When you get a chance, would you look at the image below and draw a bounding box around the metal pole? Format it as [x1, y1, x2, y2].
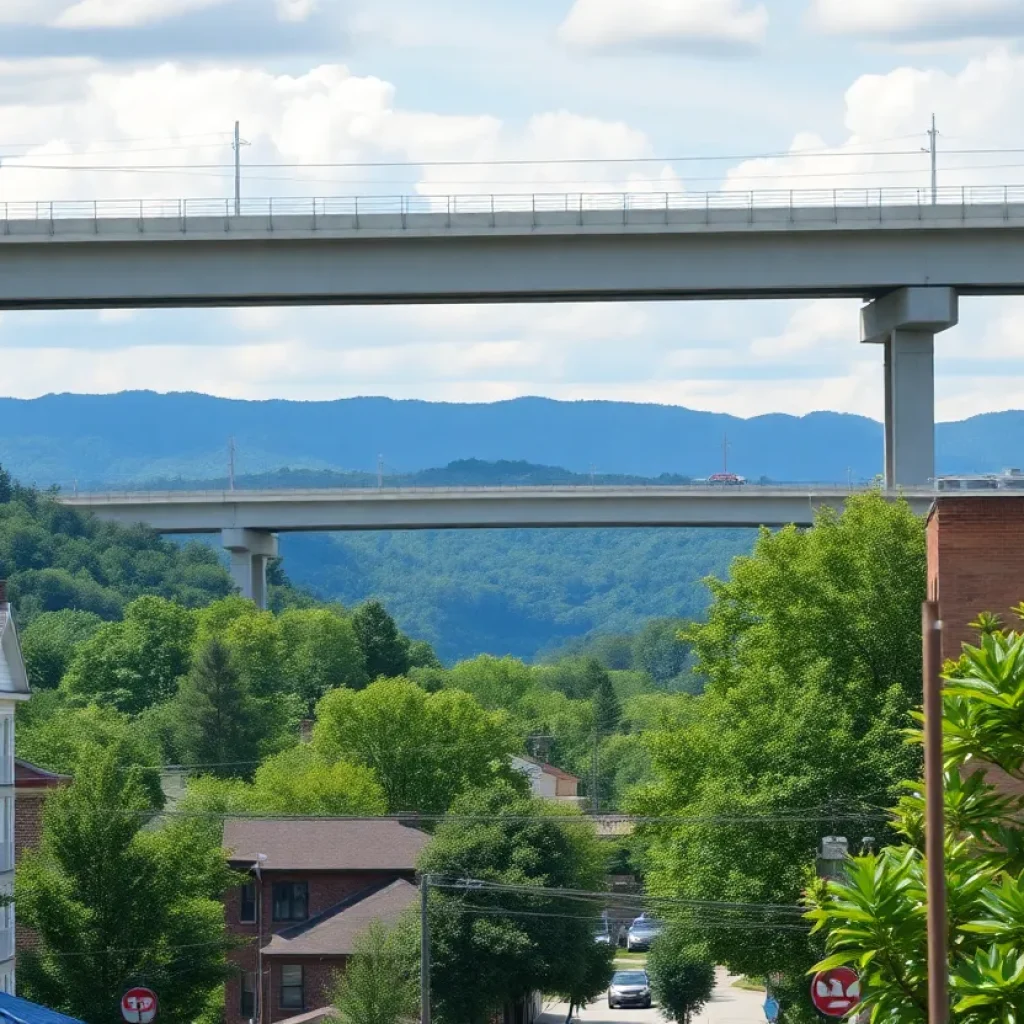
[234, 121, 242, 217]
[928, 114, 938, 205]
[922, 601, 947, 1024]
[229, 437, 236, 492]
[421, 873, 431, 1024]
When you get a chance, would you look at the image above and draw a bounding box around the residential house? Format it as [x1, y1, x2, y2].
[510, 755, 582, 805]
[0, 582, 32, 995]
[223, 817, 429, 1024]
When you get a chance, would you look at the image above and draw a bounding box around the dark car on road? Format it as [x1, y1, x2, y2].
[608, 969, 653, 1009]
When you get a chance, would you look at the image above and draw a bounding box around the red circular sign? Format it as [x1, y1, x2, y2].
[811, 968, 860, 1017]
[121, 988, 158, 1024]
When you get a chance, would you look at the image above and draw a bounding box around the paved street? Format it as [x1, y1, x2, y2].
[541, 968, 765, 1024]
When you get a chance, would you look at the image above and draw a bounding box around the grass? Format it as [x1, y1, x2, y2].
[732, 977, 766, 992]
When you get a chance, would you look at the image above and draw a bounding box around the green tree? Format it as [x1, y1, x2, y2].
[632, 618, 693, 688]
[278, 607, 368, 710]
[19, 609, 103, 689]
[592, 665, 622, 736]
[313, 678, 523, 814]
[60, 595, 197, 712]
[172, 638, 268, 777]
[16, 744, 234, 1024]
[16, 700, 164, 806]
[446, 654, 535, 711]
[409, 639, 442, 669]
[331, 919, 420, 1024]
[352, 600, 411, 681]
[249, 744, 387, 815]
[636, 494, 926, 988]
[419, 786, 611, 1024]
[807, 614, 1024, 1024]
[647, 929, 716, 1024]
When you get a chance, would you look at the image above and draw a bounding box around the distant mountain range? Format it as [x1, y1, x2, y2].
[1, 391, 1021, 487]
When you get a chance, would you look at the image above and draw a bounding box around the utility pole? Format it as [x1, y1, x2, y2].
[228, 436, 236, 492]
[922, 601, 948, 1024]
[233, 121, 250, 217]
[420, 873, 431, 1024]
[927, 114, 939, 205]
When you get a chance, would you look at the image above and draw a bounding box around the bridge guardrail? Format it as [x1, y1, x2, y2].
[4, 185, 1024, 232]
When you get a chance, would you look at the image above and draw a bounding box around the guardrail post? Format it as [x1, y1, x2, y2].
[622, 193, 627, 227]
[2, 202, 7, 236]
[178, 198, 185, 234]
[401, 195, 407, 230]
[705, 191, 710, 225]
[579, 193, 583, 227]
[269, 197, 274, 232]
[138, 199, 144, 233]
[312, 197, 317, 232]
[664, 191, 669, 225]
[789, 190, 794, 223]
[94, 200, 99, 234]
[531, 193, 536, 230]
[48, 201, 54, 236]
[354, 195, 360, 230]
[1006, 185, 1010, 222]
[833, 189, 837, 223]
[748, 191, 753, 225]
[961, 185, 966, 221]
[224, 198, 230, 232]
[446, 195, 451, 230]
[490, 194, 495, 229]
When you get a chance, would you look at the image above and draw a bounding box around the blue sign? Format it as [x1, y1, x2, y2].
[764, 996, 781, 1022]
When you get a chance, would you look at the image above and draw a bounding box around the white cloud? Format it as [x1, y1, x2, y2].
[559, 0, 768, 52]
[811, 0, 1024, 42]
[53, 0, 231, 28]
[97, 309, 136, 324]
[276, 0, 318, 20]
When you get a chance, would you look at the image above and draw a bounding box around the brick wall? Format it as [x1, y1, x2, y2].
[926, 495, 1024, 799]
[14, 794, 46, 953]
[926, 496, 1024, 662]
[225, 870, 414, 1024]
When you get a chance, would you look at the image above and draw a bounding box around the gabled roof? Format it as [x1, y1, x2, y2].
[263, 878, 418, 957]
[15, 760, 72, 789]
[513, 755, 580, 784]
[223, 818, 428, 871]
[0, 993, 86, 1024]
[0, 603, 30, 698]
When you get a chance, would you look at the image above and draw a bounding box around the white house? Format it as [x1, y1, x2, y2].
[510, 755, 583, 805]
[0, 581, 32, 995]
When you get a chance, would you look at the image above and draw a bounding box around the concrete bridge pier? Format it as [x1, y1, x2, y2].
[222, 528, 278, 609]
[861, 287, 959, 488]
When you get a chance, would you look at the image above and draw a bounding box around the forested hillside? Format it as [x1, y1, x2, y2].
[2, 390, 1022, 486]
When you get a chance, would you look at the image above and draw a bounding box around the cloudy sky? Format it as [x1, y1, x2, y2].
[2, 0, 1024, 420]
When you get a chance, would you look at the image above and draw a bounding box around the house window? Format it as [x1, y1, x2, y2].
[280, 965, 304, 1010]
[240, 883, 256, 923]
[272, 882, 308, 922]
[240, 972, 256, 1020]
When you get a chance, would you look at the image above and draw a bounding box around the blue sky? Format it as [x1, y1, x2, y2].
[1, 0, 1024, 420]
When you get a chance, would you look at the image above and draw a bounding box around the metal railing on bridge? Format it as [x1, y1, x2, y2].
[4, 184, 1024, 233]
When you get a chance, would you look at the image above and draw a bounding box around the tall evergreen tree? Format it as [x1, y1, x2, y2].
[351, 600, 411, 682]
[589, 661, 622, 735]
[174, 637, 264, 776]
[16, 743, 234, 1023]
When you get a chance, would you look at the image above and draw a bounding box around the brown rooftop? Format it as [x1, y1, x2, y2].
[263, 878, 418, 957]
[223, 818, 428, 872]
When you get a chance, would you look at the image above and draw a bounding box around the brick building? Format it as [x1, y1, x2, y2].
[223, 817, 428, 1024]
[926, 494, 1024, 797]
[926, 495, 1024, 662]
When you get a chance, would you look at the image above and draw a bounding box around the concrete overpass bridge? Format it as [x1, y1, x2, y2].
[60, 484, 940, 607]
[7, 185, 1024, 493]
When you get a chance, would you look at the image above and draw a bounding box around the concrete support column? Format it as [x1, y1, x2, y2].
[221, 528, 278, 610]
[861, 287, 958, 488]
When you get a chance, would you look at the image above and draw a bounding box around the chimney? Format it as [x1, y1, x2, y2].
[0, 580, 7, 607]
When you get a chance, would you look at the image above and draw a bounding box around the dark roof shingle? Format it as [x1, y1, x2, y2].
[263, 878, 419, 957]
[223, 818, 428, 871]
